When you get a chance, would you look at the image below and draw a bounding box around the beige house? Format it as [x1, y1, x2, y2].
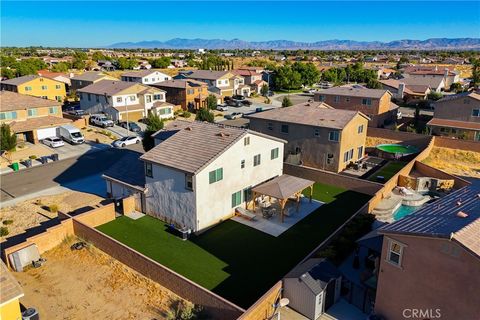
[248, 101, 369, 172]
[186, 70, 235, 97]
[427, 91, 480, 141]
[70, 71, 117, 92]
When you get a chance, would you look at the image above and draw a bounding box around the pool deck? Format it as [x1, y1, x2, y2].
[372, 188, 431, 222]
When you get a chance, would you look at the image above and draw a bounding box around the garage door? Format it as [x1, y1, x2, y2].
[36, 127, 58, 140]
[120, 111, 144, 122]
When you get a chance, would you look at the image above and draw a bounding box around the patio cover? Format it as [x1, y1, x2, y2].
[252, 174, 315, 223]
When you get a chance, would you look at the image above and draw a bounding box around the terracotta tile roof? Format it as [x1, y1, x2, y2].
[0, 91, 61, 112]
[231, 69, 262, 77]
[37, 69, 69, 78]
[427, 118, 480, 131]
[0, 260, 24, 306]
[248, 101, 367, 129]
[315, 87, 389, 99]
[10, 116, 71, 133]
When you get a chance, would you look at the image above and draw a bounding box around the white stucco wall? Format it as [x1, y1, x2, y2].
[194, 133, 284, 230]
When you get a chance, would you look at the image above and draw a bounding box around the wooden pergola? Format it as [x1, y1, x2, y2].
[251, 174, 315, 223]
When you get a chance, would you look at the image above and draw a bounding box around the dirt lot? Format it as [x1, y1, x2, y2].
[421, 146, 480, 178]
[14, 238, 190, 320]
[0, 191, 104, 240]
[366, 136, 400, 147]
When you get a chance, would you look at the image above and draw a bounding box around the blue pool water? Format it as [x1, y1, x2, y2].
[393, 205, 422, 221]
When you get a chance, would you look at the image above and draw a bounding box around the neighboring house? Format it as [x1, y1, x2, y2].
[70, 71, 117, 92]
[427, 91, 480, 141]
[151, 79, 210, 110]
[402, 65, 459, 90]
[186, 70, 235, 97]
[121, 70, 172, 85]
[248, 101, 369, 172]
[375, 183, 480, 320]
[314, 87, 397, 128]
[1, 75, 66, 102]
[232, 69, 268, 95]
[399, 76, 445, 93]
[104, 120, 285, 232]
[0, 261, 24, 320]
[284, 258, 342, 320]
[0, 91, 70, 143]
[78, 80, 172, 121]
[37, 69, 73, 92]
[379, 79, 431, 101]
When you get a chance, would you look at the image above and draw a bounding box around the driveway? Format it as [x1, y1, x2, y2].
[217, 99, 281, 123]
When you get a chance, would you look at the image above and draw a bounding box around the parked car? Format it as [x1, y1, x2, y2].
[67, 109, 86, 116]
[112, 136, 141, 148]
[216, 104, 229, 111]
[42, 136, 64, 148]
[232, 95, 246, 101]
[241, 100, 252, 106]
[118, 121, 141, 132]
[90, 115, 114, 128]
[58, 124, 85, 144]
[226, 100, 243, 107]
[224, 112, 243, 120]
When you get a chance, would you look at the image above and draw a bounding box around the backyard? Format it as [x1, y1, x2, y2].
[97, 182, 370, 308]
[367, 161, 407, 182]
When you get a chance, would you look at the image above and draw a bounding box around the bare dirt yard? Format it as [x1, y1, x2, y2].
[0, 191, 104, 240]
[14, 238, 191, 320]
[422, 146, 480, 178]
[366, 136, 400, 147]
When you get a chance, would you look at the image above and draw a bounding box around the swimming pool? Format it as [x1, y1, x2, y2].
[376, 144, 419, 155]
[393, 204, 422, 221]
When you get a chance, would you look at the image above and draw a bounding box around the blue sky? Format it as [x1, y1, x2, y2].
[1, 1, 479, 47]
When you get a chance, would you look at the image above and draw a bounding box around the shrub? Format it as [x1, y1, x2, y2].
[183, 111, 191, 118]
[2, 219, 13, 225]
[29, 155, 37, 159]
[87, 129, 93, 132]
[0, 227, 9, 236]
[0, 123, 17, 152]
[49, 204, 59, 213]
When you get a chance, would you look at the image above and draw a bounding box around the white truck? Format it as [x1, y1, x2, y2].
[58, 124, 85, 144]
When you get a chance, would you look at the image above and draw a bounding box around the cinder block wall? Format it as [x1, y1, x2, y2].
[238, 281, 282, 320]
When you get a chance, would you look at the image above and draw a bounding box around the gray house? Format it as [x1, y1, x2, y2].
[284, 258, 342, 319]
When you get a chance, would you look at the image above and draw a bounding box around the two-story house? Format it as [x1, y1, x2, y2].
[402, 65, 459, 90]
[427, 91, 480, 141]
[375, 183, 480, 320]
[186, 70, 235, 97]
[103, 120, 285, 232]
[248, 101, 369, 172]
[1, 75, 66, 102]
[314, 87, 397, 128]
[0, 91, 70, 143]
[70, 71, 117, 92]
[231, 69, 267, 95]
[151, 79, 210, 110]
[121, 70, 172, 85]
[78, 80, 173, 121]
[379, 79, 431, 101]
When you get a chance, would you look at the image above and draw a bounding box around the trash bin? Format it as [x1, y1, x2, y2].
[40, 156, 49, 164]
[24, 159, 32, 168]
[12, 162, 19, 172]
[51, 153, 59, 161]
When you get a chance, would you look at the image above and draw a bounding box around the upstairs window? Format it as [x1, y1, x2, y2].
[328, 131, 339, 142]
[267, 122, 273, 131]
[244, 136, 250, 146]
[55, 85, 61, 89]
[129, 95, 136, 101]
[281, 124, 289, 134]
[472, 109, 480, 117]
[314, 128, 320, 137]
[145, 163, 153, 178]
[49, 107, 58, 114]
[41, 85, 48, 90]
[27, 109, 38, 117]
[387, 240, 404, 267]
[358, 125, 364, 134]
[154, 94, 163, 100]
[209, 168, 223, 184]
[271, 148, 279, 160]
[334, 96, 340, 103]
[116, 97, 123, 103]
[318, 95, 326, 102]
[25, 86, 32, 91]
[253, 154, 261, 166]
[362, 98, 372, 106]
[185, 174, 193, 191]
[240, 159, 245, 169]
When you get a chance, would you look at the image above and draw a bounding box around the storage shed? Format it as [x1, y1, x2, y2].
[284, 258, 342, 319]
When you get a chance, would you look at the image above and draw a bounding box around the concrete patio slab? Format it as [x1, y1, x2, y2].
[231, 198, 322, 237]
[125, 211, 145, 220]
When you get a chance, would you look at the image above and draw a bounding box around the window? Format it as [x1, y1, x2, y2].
[358, 125, 364, 134]
[27, 109, 38, 117]
[55, 85, 61, 89]
[159, 107, 172, 115]
[187, 89, 194, 95]
[387, 240, 404, 266]
[48, 107, 58, 114]
[185, 174, 193, 190]
[25, 86, 32, 91]
[345, 97, 350, 102]
[96, 95, 100, 102]
[240, 159, 245, 169]
[244, 137, 250, 146]
[154, 94, 163, 100]
[357, 146, 364, 159]
[328, 131, 339, 142]
[151, 78, 155, 82]
[231, 190, 242, 208]
[129, 96, 135, 102]
[209, 168, 223, 184]
[362, 98, 372, 106]
[344, 148, 354, 163]
[253, 154, 261, 166]
[41, 96, 48, 99]
[145, 163, 153, 178]
[472, 109, 480, 117]
[56, 96, 62, 102]
[281, 124, 289, 134]
[116, 97, 123, 103]
[271, 147, 279, 160]
[87, 93, 91, 101]
[146, 95, 152, 103]
[314, 128, 320, 137]
[0, 111, 17, 120]
[318, 95, 325, 102]
[267, 122, 273, 131]
[334, 96, 340, 103]
[326, 153, 334, 164]
[144, 78, 149, 82]
[41, 85, 48, 90]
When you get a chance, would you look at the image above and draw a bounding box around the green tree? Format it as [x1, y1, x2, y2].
[449, 82, 463, 93]
[195, 108, 214, 123]
[292, 62, 320, 86]
[0, 68, 15, 79]
[115, 57, 138, 70]
[366, 78, 382, 89]
[0, 124, 17, 152]
[427, 91, 443, 101]
[150, 57, 171, 68]
[92, 51, 107, 62]
[471, 58, 480, 88]
[281, 96, 293, 108]
[52, 62, 69, 72]
[206, 94, 217, 110]
[260, 84, 269, 96]
[275, 65, 302, 90]
[142, 113, 164, 151]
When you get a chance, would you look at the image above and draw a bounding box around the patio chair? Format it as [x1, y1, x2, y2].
[262, 207, 274, 219]
[235, 207, 256, 221]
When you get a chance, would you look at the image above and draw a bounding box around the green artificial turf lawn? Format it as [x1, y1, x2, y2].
[97, 182, 370, 308]
[368, 161, 407, 182]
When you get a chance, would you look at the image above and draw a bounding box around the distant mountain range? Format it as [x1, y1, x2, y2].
[107, 38, 480, 50]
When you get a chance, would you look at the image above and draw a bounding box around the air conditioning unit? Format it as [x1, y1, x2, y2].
[22, 307, 39, 320]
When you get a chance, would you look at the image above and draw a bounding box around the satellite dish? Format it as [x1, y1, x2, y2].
[279, 298, 289, 307]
